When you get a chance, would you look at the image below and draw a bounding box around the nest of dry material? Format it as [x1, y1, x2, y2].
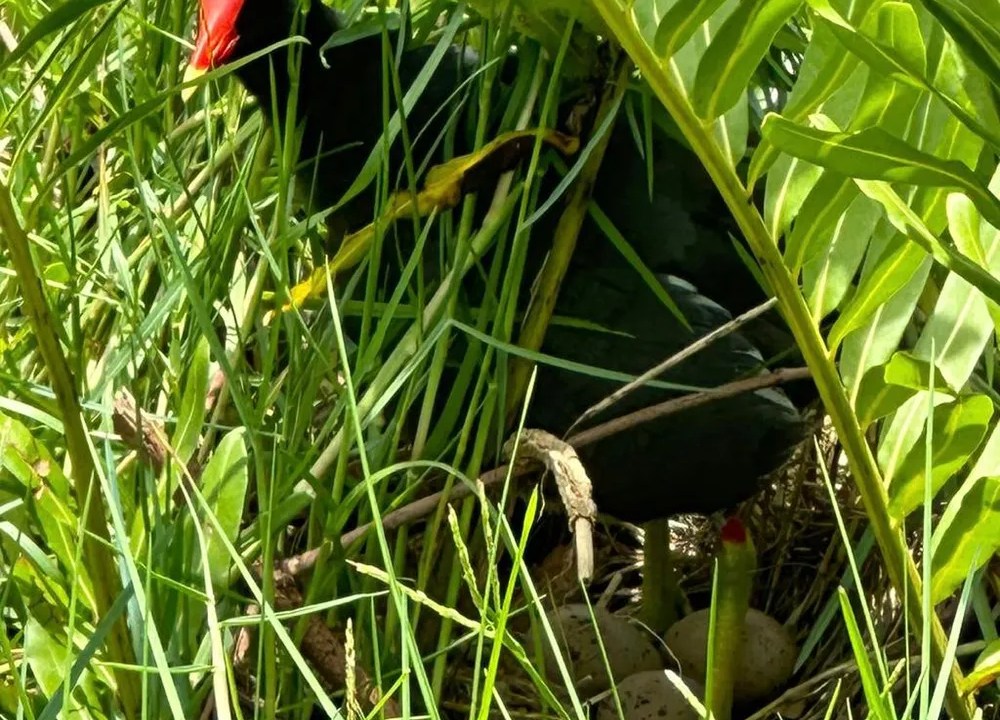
[444, 411, 956, 720]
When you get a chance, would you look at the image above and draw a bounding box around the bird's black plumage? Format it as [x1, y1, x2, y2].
[191, 0, 805, 523]
[221, 0, 478, 230]
[530, 271, 803, 523]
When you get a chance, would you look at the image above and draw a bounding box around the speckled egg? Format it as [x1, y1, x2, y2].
[595, 671, 704, 720]
[664, 608, 796, 703]
[543, 604, 662, 694]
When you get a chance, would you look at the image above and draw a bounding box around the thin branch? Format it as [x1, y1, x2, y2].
[586, 4, 972, 717]
[567, 297, 778, 434]
[567, 366, 810, 448]
[282, 365, 811, 577]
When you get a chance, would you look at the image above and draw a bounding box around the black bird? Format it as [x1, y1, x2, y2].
[186, 0, 805, 628]
[186, 0, 479, 235]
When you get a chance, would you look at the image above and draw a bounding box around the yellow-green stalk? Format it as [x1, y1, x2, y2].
[706, 517, 756, 720]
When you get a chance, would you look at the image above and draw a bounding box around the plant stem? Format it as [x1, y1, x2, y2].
[708, 519, 756, 720]
[586, 3, 972, 718]
[641, 519, 682, 633]
[506, 55, 631, 418]
[0, 183, 141, 720]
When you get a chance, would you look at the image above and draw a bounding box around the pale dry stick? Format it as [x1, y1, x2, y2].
[567, 366, 811, 448]
[502, 429, 597, 583]
[596, 572, 623, 610]
[282, 366, 810, 576]
[567, 296, 778, 435]
[279, 459, 536, 577]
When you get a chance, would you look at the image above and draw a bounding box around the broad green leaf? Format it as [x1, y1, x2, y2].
[11, 554, 70, 626]
[24, 620, 101, 718]
[0, 520, 65, 587]
[887, 394, 993, 519]
[172, 335, 210, 465]
[854, 351, 955, 427]
[809, 0, 923, 77]
[883, 351, 957, 393]
[839, 227, 931, 392]
[828, 234, 926, 350]
[895, 21, 987, 253]
[770, 113, 1000, 308]
[629, 0, 664, 42]
[760, 49, 866, 241]
[873, 2, 927, 74]
[918, 0, 1000, 93]
[863, 358, 956, 482]
[854, 366, 917, 429]
[0, 412, 70, 500]
[943, 188, 1000, 334]
[931, 422, 1000, 603]
[653, 0, 729, 59]
[199, 428, 249, 589]
[795, 3, 922, 299]
[0, 684, 17, 715]
[806, 0, 1000, 151]
[763, 153, 826, 242]
[750, 2, 875, 188]
[692, 0, 804, 120]
[910, 121, 1000, 387]
[34, 485, 95, 612]
[803, 196, 882, 318]
[912, 275, 993, 390]
[847, 3, 924, 135]
[785, 172, 857, 271]
[647, 0, 749, 165]
[876, 389, 943, 484]
[25, 619, 71, 697]
[762, 116, 1000, 229]
[961, 639, 1000, 694]
[0, 414, 77, 585]
[948, 192, 987, 266]
[747, 13, 868, 233]
[861, 174, 1000, 301]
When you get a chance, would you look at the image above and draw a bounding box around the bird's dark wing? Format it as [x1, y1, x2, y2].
[528, 270, 803, 523]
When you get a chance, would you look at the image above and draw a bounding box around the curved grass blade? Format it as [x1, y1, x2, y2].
[0, 0, 114, 74]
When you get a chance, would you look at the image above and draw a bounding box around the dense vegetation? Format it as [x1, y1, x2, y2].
[1, 0, 999, 718]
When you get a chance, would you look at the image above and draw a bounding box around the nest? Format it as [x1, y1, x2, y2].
[476, 410, 955, 720]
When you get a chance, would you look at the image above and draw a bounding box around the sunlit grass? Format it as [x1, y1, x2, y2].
[0, 0, 588, 716]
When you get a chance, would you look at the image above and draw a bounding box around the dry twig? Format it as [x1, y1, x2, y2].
[283, 366, 810, 577]
[503, 429, 597, 582]
[568, 297, 779, 434]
